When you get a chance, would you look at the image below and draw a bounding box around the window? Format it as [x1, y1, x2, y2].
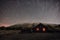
[36, 28, 40, 31]
[43, 28, 46, 32]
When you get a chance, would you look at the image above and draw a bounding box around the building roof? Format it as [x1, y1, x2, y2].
[34, 23, 47, 28]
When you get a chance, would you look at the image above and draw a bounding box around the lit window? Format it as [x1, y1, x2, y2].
[43, 28, 46, 31]
[36, 28, 40, 31]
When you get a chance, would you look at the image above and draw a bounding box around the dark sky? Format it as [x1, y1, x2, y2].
[0, 0, 60, 26]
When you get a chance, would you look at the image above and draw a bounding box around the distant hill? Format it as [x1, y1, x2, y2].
[0, 23, 60, 30]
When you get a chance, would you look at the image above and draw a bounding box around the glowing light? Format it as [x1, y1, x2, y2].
[0, 24, 10, 27]
[43, 28, 46, 32]
[36, 28, 40, 31]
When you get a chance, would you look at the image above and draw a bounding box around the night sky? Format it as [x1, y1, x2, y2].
[0, 0, 60, 26]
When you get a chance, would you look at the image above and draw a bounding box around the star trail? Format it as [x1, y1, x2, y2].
[0, 0, 60, 26]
